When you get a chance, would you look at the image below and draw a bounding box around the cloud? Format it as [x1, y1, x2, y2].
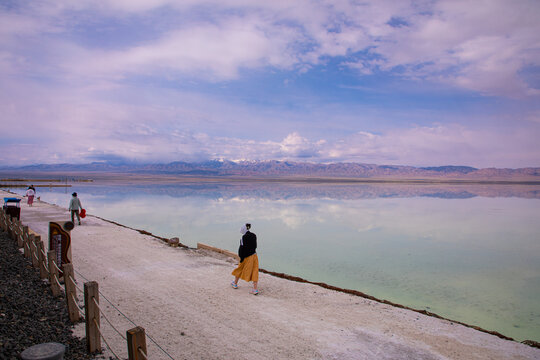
[277, 132, 324, 158]
[318, 125, 540, 167]
[2, 0, 539, 95]
[61, 16, 300, 81]
[365, 0, 540, 97]
[1, 90, 538, 169]
[1, 63, 539, 168]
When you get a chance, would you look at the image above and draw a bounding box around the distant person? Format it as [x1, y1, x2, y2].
[69, 192, 83, 225]
[231, 223, 259, 295]
[25, 186, 35, 206]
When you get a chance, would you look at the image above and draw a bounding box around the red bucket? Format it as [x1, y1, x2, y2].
[80, 209, 86, 218]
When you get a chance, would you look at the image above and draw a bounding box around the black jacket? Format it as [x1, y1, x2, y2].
[238, 231, 257, 262]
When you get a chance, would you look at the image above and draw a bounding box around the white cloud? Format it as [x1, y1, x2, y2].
[1, 81, 538, 169]
[318, 125, 540, 167]
[2, 0, 539, 95]
[69, 17, 298, 80]
[278, 132, 322, 158]
[368, 0, 540, 96]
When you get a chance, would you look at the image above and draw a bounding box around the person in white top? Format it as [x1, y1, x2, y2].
[68, 192, 83, 225]
[25, 186, 35, 206]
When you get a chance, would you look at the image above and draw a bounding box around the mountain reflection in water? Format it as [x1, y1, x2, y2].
[17, 180, 540, 200]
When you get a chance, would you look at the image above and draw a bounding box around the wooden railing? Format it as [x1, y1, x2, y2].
[0, 209, 151, 360]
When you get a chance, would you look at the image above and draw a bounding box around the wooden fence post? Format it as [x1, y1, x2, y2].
[10, 218, 17, 240]
[16, 220, 23, 241]
[6, 216, 13, 239]
[3, 211, 8, 232]
[63, 263, 80, 322]
[13, 219, 20, 241]
[23, 231, 30, 255]
[37, 241, 48, 279]
[18, 225, 28, 248]
[3, 212, 8, 232]
[4, 213, 9, 233]
[47, 250, 61, 297]
[11, 218, 17, 240]
[2, 211, 7, 231]
[31, 235, 41, 268]
[24, 234, 32, 259]
[84, 281, 101, 353]
[127, 327, 147, 360]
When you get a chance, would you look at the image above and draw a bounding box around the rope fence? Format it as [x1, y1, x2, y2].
[0, 209, 174, 360]
[73, 268, 176, 360]
[92, 297, 127, 341]
[68, 274, 84, 293]
[52, 260, 62, 273]
[53, 274, 62, 288]
[138, 347, 148, 360]
[40, 248, 50, 274]
[94, 319, 120, 360]
[70, 292, 85, 317]
[93, 318, 122, 360]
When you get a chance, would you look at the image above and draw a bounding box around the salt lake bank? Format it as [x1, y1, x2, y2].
[3, 190, 539, 360]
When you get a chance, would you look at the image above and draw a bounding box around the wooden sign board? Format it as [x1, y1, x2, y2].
[48, 221, 74, 276]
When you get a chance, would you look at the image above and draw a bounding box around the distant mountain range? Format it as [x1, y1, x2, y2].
[1, 160, 540, 182]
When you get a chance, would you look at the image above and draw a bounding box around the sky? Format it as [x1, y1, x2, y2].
[1, 0, 539, 168]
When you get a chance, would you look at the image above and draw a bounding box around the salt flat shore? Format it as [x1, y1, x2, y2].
[4, 189, 539, 360]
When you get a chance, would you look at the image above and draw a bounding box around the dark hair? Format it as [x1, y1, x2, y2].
[72, 192, 77, 197]
[245, 223, 251, 229]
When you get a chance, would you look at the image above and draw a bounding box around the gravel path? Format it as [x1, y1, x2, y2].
[0, 230, 96, 360]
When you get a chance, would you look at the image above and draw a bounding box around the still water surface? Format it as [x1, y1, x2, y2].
[6, 180, 540, 342]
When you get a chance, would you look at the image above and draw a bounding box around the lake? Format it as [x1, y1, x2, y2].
[4, 178, 540, 342]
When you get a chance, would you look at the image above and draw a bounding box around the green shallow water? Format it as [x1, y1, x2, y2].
[5, 180, 540, 342]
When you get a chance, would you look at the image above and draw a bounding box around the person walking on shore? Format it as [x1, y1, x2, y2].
[231, 223, 259, 295]
[25, 186, 35, 206]
[69, 192, 83, 225]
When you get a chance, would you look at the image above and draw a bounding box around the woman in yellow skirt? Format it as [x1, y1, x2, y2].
[231, 223, 259, 295]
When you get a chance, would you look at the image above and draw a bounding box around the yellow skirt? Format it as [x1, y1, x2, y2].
[232, 254, 259, 283]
